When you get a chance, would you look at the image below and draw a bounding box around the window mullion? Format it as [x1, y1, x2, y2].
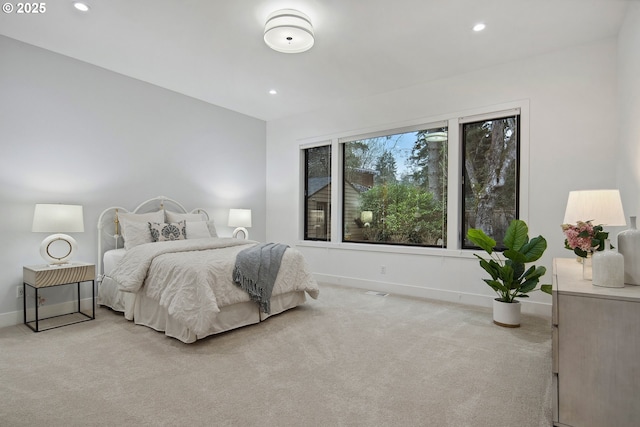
[446, 119, 460, 250]
[331, 138, 341, 243]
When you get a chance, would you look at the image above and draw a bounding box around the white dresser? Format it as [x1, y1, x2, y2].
[552, 258, 640, 426]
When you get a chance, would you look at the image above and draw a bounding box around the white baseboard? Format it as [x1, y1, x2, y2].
[0, 297, 95, 329]
[0, 276, 551, 329]
[314, 273, 552, 317]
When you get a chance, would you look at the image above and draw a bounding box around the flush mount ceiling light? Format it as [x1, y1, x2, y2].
[264, 9, 314, 53]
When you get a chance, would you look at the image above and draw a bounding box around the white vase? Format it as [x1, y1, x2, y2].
[592, 239, 624, 288]
[618, 216, 640, 285]
[493, 299, 521, 328]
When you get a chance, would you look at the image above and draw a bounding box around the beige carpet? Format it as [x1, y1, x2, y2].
[0, 284, 552, 426]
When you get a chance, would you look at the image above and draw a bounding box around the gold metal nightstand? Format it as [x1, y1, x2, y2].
[23, 262, 96, 332]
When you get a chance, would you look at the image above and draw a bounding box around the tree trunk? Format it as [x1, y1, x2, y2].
[466, 119, 517, 237]
[426, 140, 442, 200]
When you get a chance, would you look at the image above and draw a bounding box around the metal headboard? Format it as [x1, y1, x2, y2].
[96, 195, 209, 281]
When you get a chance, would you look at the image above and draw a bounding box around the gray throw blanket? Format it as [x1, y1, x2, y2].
[233, 242, 289, 314]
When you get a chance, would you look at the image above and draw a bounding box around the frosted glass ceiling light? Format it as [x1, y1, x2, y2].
[425, 131, 448, 142]
[264, 9, 314, 53]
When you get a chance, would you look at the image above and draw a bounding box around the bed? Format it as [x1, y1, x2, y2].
[97, 196, 319, 343]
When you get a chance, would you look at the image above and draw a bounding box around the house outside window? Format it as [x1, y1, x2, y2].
[461, 114, 520, 248]
[304, 145, 331, 241]
[341, 125, 448, 247]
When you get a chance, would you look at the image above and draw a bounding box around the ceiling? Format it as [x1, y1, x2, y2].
[0, 0, 631, 121]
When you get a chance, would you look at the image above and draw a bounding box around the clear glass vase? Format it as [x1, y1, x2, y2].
[582, 254, 592, 280]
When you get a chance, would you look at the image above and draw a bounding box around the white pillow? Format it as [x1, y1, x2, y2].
[165, 210, 205, 223]
[120, 221, 151, 250]
[118, 211, 164, 250]
[186, 221, 211, 239]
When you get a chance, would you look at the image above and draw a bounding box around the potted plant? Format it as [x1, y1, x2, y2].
[467, 219, 552, 327]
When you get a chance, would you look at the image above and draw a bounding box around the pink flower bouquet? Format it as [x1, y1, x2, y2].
[561, 220, 609, 258]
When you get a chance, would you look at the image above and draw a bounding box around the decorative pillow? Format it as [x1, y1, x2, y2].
[186, 221, 211, 239]
[149, 221, 186, 242]
[165, 210, 205, 223]
[118, 211, 165, 250]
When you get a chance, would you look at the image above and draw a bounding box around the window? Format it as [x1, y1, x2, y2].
[461, 114, 520, 248]
[341, 126, 447, 247]
[300, 105, 525, 250]
[304, 145, 331, 241]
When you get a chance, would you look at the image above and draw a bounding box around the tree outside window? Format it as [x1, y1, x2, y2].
[342, 127, 447, 247]
[462, 115, 520, 248]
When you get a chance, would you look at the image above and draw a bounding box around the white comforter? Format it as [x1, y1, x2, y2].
[108, 238, 319, 336]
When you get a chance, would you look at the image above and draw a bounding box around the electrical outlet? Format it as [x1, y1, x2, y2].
[16, 286, 24, 298]
[380, 265, 387, 275]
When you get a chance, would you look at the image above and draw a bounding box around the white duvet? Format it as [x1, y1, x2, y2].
[107, 238, 319, 336]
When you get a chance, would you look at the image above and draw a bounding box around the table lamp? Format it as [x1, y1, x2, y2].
[361, 211, 373, 227]
[228, 208, 251, 239]
[32, 204, 84, 265]
[563, 189, 626, 287]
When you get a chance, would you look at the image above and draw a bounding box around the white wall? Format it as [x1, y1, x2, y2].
[0, 36, 266, 326]
[266, 39, 620, 316]
[617, 3, 640, 217]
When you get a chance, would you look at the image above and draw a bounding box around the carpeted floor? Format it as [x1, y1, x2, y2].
[0, 284, 552, 426]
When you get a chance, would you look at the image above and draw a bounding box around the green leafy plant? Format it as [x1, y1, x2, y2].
[467, 219, 552, 303]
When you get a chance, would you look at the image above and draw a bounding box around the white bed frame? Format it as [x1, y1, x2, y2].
[97, 195, 209, 280]
[96, 195, 306, 343]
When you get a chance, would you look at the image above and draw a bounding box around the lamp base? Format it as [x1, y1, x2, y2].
[40, 233, 77, 265]
[232, 227, 249, 240]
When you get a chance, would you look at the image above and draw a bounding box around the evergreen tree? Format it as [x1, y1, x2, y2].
[375, 151, 397, 184]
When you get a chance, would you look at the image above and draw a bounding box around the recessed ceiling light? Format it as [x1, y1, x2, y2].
[73, 2, 90, 12]
[473, 23, 486, 32]
[269, 89, 278, 95]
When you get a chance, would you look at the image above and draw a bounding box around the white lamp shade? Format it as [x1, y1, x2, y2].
[563, 190, 626, 226]
[32, 204, 85, 232]
[228, 209, 252, 228]
[264, 9, 314, 53]
[32, 204, 84, 264]
[361, 211, 373, 224]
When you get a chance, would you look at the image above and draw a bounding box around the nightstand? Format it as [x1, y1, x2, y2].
[23, 262, 96, 332]
[552, 258, 640, 426]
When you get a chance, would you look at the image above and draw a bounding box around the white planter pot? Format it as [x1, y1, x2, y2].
[493, 299, 521, 328]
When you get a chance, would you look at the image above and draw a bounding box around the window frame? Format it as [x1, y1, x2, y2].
[298, 101, 530, 255]
[339, 122, 449, 248]
[302, 143, 332, 242]
[460, 111, 521, 250]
